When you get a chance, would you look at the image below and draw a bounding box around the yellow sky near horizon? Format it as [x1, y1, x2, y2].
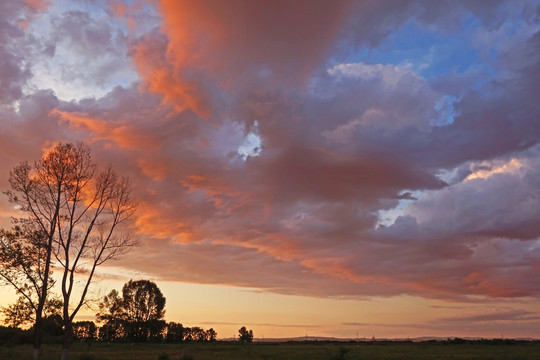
[2, 274, 540, 340]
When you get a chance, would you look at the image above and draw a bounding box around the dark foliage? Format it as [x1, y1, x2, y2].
[238, 326, 253, 344]
[0, 325, 32, 346]
[97, 279, 167, 342]
[165, 322, 184, 343]
[42, 314, 63, 337]
[72, 321, 97, 341]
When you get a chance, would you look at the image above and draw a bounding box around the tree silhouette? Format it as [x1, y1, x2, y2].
[95, 289, 125, 342]
[2, 143, 137, 360]
[0, 290, 62, 329]
[2, 159, 65, 359]
[121, 279, 166, 342]
[122, 280, 165, 323]
[1, 145, 78, 359]
[52, 144, 137, 359]
[97, 279, 166, 342]
[190, 326, 206, 342]
[0, 222, 57, 331]
[165, 322, 184, 342]
[41, 314, 63, 337]
[183, 327, 193, 342]
[206, 328, 217, 342]
[238, 326, 253, 344]
[72, 321, 97, 341]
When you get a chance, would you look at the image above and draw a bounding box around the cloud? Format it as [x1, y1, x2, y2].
[49, 10, 133, 84]
[435, 309, 540, 323]
[2, 0, 540, 309]
[253, 145, 447, 205]
[26, 3, 140, 101]
[0, 89, 60, 174]
[62, 1, 540, 301]
[342, 308, 540, 334]
[408, 160, 540, 241]
[0, 0, 49, 104]
[199, 321, 320, 329]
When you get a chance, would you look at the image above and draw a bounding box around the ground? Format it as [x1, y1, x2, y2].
[2, 341, 540, 360]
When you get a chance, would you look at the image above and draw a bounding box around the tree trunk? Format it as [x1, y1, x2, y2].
[34, 206, 57, 360]
[61, 320, 72, 360]
[32, 315, 42, 360]
[60, 349, 69, 360]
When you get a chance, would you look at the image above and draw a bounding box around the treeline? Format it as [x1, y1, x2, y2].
[1, 278, 255, 346]
[1, 280, 223, 344]
[87, 279, 219, 343]
[68, 320, 217, 343]
[0, 319, 218, 345]
[94, 321, 217, 343]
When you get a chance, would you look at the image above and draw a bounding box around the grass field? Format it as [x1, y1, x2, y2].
[2, 341, 540, 360]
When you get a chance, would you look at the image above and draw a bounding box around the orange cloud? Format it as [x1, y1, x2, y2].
[135, 203, 195, 244]
[15, 0, 51, 29]
[181, 174, 250, 213]
[136, 157, 169, 182]
[130, 0, 352, 118]
[158, 0, 351, 78]
[53, 109, 160, 150]
[300, 258, 375, 284]
[109, 0, 127, 18]
[465, 158, 522, 181]
[130, 32, 211, 118]
[24, 0, 50, 12]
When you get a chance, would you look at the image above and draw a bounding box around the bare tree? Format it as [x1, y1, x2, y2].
[3, 144, 80, 359]
[2, 143, 137, 360]
[48, 144, 137, 360]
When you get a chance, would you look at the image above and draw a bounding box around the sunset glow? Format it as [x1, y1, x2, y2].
[2, 0, 540, 340]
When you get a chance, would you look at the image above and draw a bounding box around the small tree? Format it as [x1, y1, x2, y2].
[190, 326, 206, 342]
[95, 288, 125, 342]
[0, 223, 54, 330]
[238, 326, 253, 344]
[0, 223, 53, 360]
[165, 322, 184, 343]
[96, 279, 166, 342]
[205, 328, 217, 342]
[121, 280, 166, 323]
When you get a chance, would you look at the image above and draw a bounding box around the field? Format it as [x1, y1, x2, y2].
[2, 341, 540, 360]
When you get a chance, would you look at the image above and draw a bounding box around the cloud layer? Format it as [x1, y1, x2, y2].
[2, 0, 540, 318]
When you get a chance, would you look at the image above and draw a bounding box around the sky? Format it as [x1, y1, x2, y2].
[1, 0, 540, 340]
